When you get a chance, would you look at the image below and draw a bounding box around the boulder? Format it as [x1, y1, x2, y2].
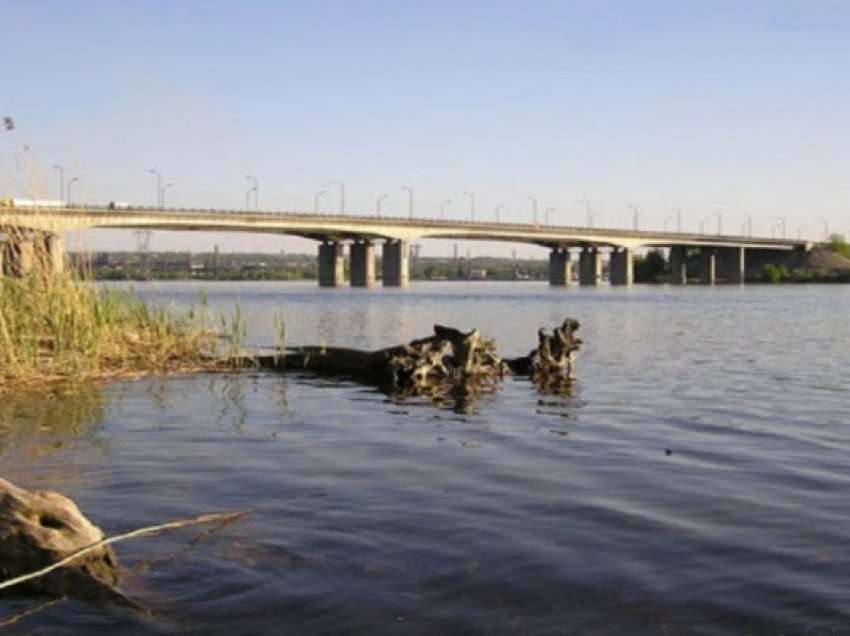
[0, 478, 122, 604]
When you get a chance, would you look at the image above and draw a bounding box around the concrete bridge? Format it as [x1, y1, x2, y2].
[0, 204, 810, 286]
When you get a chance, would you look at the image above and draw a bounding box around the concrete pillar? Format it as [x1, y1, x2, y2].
[548, 248, 572, 286]
[318, 241, 344, 287]
[669, 246, 688, 285]
[610, 247, 634, 286]
[44, 233, 65, 274]
[579, 247, 602, 286]
[718, 246, 745, 284]
[350, 241, 376, 288]
[5, 238, 36, 277]
[382, 240, 409, 287]
[700, 249, 716, 285]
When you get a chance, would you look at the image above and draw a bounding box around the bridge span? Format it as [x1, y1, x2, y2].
[1, 204, 810, 286]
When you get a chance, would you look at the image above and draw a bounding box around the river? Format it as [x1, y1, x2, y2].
[2, 281, 849, 635]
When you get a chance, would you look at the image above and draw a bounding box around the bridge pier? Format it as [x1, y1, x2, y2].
[579, 247, 602, 286]
[318, 241, 344, 287]
[4, 237, 36, 277]
[44, 233, 65, 275]
[609, 247, 634, 286]
[548, 248, 573, 286]
[382, 239, 409, 287]
[669, 246, 688, 285]
[718, 246, 745, 284]
[350, 240, 376, 288]
[700, 249, 717, 285]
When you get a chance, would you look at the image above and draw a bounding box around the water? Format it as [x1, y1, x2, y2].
[2, 282, 850, 635]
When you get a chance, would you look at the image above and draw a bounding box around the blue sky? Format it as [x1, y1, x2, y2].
[2, 1, 848, 255]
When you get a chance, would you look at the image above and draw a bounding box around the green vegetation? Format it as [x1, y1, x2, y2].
[0, 258, 219, 392]
[634, 249, 666, 283]
[828, 234, 850, 259]
[762, 263, 791, 283]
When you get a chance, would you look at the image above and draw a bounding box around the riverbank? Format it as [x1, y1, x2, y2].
[0, 266, 223, 394]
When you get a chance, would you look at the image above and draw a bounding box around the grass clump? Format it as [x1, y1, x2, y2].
[0, 261, 219, 393]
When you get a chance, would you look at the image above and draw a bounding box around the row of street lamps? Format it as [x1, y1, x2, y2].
[52, 165, 80, 204]
[53, 167, 836, 240]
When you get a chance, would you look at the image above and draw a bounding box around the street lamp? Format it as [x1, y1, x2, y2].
[527, 196, 538, 224]
[440, 199, 452, 219]
[579, 199, 593, 227]
[775, 217, 787, 239]
[331, 181, 345, 215]
[671, 207, 682, 233]
[66, 177, 79, 205]
[663, 216, 673, 232]
[495, 204, 506, 223]
[587, 209, 598, 228]
[711, 210, 723, 235]
[742, 214, 753, 237]
[628, 204, 639, 230]
[161, 182, 173, 207]
[246, 176, 259, 211]
[314, 189, 327, 213]
[464, 191, 476, 222]
[148, 169, 162, 207]
[376, 193, 388, 217]
[402, 186, 414, 219]
[53, 165, 64, 202]
[819, 219, 830, 240]
[544, 206, 555, 226]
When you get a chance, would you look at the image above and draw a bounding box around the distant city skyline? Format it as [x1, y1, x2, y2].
[2, 1, 848, 255]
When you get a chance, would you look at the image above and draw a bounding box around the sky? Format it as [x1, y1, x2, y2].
[1, 0, 848, 256]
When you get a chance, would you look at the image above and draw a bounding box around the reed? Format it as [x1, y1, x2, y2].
[0, 236, 221, 392]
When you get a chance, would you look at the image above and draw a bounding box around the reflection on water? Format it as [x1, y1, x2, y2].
[2, 282, 850, 635]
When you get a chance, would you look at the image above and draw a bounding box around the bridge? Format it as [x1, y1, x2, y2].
[0, 204, 810, 286]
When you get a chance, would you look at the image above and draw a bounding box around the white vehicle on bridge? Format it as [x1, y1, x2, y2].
[108, 201, 132, 210]
[0, 198, 66, 208]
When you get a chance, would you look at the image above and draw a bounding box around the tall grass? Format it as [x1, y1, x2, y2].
[0, 242, 218, 391]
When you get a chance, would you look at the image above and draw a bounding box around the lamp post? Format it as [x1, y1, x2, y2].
[587, 209, 598, 228]
[376, 193, 388, 217]
[742, 214, 753, 237]
[246, 176, 259, 210]
[628, 204, 639, 230]
[672, 207, 682, 233]
[314, 189, 327, 213]
[580, 199, 592, 227]
[527, 196, 538, 224]
[148, 169, 162, 207]
[440, 199, 452, 219]
[66, 177, 79, 205]
[495, 204, 506, 223]
[161, 182, 173, 207]
[53, 165, 64, 202]
[819, 219, 830, 240]
[402, 186, 414, 219]
[331, 181, 345, 215]
[544, 206, 555, 226]
[712, 210, 723, 235]
[663, 216, 673, 232]
[776, 217, 787, 239]
[464, 191, 476, 222]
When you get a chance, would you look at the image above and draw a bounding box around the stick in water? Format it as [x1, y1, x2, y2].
[0, 511, 249, 594]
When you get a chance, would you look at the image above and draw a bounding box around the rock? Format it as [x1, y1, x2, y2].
[0, 478, 124, 605]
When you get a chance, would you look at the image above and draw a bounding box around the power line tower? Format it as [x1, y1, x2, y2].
[134, 230, 152, 279]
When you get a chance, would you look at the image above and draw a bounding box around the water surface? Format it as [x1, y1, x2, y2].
[2, 282, 849, 635]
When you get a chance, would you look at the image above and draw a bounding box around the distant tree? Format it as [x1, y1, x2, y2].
[827, 234, 850, 259]
[634, 249, 666, 283]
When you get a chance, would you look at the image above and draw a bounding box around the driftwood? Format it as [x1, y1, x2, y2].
[0, 478, 129, 607]
[250, 318, 581, 399]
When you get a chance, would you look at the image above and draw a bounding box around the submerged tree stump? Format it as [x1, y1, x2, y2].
[251, 318, 581, 400]
[0, 478, 125, 606]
